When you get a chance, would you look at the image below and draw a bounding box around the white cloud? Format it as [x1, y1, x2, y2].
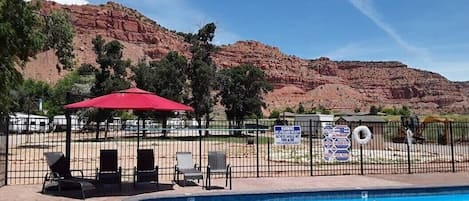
[48, 0, 89, 5]
[349, 0, 430, 62]
[325, 42, 389, 60]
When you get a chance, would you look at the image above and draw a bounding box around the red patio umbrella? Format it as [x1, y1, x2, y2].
[62, 87, 194, 168]
[64, 87, 194, 111]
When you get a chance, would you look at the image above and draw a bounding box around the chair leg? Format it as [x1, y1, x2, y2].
[225, 171, 228, 187]
[80, 183, 85, 200]
[229, 171, 232, 190]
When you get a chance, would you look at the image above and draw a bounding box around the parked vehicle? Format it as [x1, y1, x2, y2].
[9, 113, 50, 133]
[52, 115, 86, 131]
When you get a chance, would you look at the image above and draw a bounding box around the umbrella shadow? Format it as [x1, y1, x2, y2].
[41, 182, 175, 199]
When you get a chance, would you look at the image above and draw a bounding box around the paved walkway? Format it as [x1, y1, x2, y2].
[1, 172, 469, 201]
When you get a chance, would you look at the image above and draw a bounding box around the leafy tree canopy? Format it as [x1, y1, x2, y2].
[217, 64, 273, 123]
[0, 0, 75, 116]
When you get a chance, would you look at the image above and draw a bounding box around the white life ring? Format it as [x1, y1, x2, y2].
[406, 129, 414, 144]
[352, 126, 372, 144]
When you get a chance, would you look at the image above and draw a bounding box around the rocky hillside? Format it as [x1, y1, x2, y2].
[22, 1, 469, 114]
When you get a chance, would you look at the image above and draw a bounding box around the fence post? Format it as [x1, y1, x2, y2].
[65, 111, 72, 166]
[137, 117, 140, 150]
[199, 125, 202, 170]
[256, 117, 259, 178]
[309, 119, 313, 176]
[360, 144, 364, 175]
[407, 133, 411, 174]
[267, 136, 270, 176]
[359, 120, 364, 175]
[4, 117, 9, 185]
[450, 122, 455, 172]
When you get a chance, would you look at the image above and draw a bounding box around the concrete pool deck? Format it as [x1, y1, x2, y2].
[1, 172, 469, 201]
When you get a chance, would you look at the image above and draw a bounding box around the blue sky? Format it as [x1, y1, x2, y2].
[57, 0, 468, 81]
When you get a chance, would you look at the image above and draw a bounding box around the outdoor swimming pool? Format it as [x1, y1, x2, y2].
[133, 186, 469, 201]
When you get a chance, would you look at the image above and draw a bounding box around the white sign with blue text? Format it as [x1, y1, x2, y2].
[323, 125, 351, 162]
[274, 125, 302, 145]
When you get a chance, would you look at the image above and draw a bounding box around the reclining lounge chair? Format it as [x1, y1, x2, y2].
[173, 152, 203, 188]
[133, 149, 159, 188]
[42, 152, 96, 199]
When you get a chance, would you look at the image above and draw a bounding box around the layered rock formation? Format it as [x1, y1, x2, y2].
[21, 1, 469, 114]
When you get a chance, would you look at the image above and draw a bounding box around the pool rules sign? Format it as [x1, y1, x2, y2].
[323, 125, 351, 162]
[274, 125, 301, 145]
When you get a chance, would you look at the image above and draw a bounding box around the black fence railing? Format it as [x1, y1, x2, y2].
[0, 117, 7, 187]
[4, 118, 469, 184]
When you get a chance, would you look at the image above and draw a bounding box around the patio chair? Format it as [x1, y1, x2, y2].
[133, 149, 159, 188]
[206, 151, 232, 190]
[173, 152, 203, 188]
[96, 149, 122, 190]
[42, 152, 96, 199]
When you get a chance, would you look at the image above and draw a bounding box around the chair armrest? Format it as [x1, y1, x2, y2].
[70, 169, 84, 178]
[118, 167, 122, 175]
[44, 171, 63, 181]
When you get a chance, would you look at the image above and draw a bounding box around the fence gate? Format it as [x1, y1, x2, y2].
[0, 117, 7, 187]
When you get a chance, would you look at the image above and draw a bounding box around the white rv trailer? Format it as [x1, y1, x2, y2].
[52, 115, 86, 131]
[294, 114, 334, 136]
[9, 113, 50, 133]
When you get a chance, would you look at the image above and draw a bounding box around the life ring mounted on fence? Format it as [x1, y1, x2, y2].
[352, 126, 372, 144]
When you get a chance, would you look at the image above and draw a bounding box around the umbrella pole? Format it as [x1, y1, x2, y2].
[137, 117, 140, 150]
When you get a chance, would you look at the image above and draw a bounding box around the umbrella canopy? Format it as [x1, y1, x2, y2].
[64, 87, 194, 112]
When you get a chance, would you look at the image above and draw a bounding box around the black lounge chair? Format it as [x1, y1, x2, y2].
[206, 151, 232, 190]
[96, 149, 122, 190]
[173, 152, 203, 188]
[42, 152, 96, 199]
[133, 149, 159, 188]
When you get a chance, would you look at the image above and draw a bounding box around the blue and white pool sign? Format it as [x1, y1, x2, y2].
[274, 125, 301, 145]
[322, 125, 351, 162]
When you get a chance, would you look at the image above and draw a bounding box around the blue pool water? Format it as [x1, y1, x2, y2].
[138, 186, 469, 201]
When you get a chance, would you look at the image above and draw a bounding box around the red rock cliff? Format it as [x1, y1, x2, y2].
[21, 1, 469, 114]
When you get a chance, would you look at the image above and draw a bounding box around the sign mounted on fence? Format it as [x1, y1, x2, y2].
[323, 125, 351, 162]
[274, 125, 301, 145]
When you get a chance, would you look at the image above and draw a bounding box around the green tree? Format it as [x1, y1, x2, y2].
[133, 51, 189, 135]
[269, 110, 280, 119]
[297, 103, 305, 114]
[369, 105, 379, 115]
[0, 0, 75, 116]
[10, 79, 52, 115]
[88, 35, 131, 140]
[185, 23, 217, 134]
[284, 107, 294, 113]
[354, 108, 361, 113]
[217, 64, 272, 132]
[47, 64, 95, 117]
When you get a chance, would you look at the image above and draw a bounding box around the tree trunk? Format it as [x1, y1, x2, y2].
[162, 116, 168, 137]
[95, 122, 100, 141]
[104, 120, 109, 139]
[204, 113, 210, 136]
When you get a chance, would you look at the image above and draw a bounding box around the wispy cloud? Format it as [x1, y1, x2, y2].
[325, 42, 389, 60]
[349, 0, 430, 62]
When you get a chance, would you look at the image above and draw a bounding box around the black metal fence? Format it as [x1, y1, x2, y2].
[0, 117, 7, 187]
[4, 117, 469, 184]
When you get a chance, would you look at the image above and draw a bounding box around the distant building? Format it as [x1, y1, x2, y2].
[335, 115, 386, 135]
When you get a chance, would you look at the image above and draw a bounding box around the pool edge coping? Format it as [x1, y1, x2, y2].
[123, 184, 469, 201]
